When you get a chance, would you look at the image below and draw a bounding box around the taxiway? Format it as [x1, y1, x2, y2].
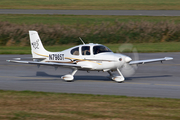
[0, 9, 180, 16]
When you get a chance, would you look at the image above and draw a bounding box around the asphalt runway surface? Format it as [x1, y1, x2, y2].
[0, 53, 180, 99]
[0, 9, 180, 16]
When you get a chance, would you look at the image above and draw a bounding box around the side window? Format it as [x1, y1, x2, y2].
[82, 46, 90, 55]
[71, 47, 79, 55]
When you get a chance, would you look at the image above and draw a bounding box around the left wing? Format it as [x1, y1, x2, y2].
[129, 57, 173, 65]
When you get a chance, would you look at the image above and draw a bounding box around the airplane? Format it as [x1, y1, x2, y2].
[7, 31, 173, 83]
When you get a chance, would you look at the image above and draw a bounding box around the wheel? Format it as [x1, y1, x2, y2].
[61, 74, 74, 82]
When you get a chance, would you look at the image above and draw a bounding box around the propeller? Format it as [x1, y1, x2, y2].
[117, 44, 139, 77]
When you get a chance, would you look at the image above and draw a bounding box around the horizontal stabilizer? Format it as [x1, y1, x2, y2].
[12, 57, 45, 61]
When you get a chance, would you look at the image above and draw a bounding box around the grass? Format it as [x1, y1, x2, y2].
[0, 0, 180, 10]
[108, 42, 180, 53]
[0, 90, 179, 120]
[1, 42, 180, 54]
[0, 15, 180, 52]
[1, 14, 180, 25]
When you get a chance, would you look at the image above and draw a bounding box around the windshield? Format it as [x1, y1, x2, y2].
[93, 45, 112, 55]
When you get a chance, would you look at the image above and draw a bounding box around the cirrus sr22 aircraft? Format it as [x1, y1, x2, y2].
[7, 31, 173, 83]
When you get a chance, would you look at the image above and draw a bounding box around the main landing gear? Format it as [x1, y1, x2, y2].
[61, 69, 78, 82]
[107, 68, 125, 83]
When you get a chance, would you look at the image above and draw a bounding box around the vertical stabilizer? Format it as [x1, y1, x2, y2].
[29, 31, 48, 58]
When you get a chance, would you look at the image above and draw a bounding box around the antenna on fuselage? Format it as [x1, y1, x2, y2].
[79, 37, 85, 45]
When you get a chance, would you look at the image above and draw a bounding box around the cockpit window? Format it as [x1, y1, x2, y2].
[71, 47, 79, 55]
[82, 46, 90, 55]
[93, 45, 112, 55]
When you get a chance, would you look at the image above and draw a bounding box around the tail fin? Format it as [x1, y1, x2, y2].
[29, 31, 49, 58]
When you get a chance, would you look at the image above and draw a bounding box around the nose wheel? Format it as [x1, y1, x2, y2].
[61, 69, 78, 82]
[107, 68, 125, 83]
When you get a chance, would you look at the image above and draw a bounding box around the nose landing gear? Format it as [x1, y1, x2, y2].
[107, 68, 125, 83]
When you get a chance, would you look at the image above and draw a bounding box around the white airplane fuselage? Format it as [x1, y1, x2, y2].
[40, 44, 127, 71]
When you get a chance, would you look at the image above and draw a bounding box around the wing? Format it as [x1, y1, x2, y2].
[7, 60, 82, 68]
[129, 57, 173, 65]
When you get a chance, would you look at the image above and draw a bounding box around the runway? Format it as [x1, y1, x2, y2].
[0, 53, 180, 99]
[0, 9, 180, 16]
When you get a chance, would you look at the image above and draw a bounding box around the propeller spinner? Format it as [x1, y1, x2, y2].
[118, 44, 139, 77]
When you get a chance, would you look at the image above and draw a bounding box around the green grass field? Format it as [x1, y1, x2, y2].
[1, 14, 180, 25]
[0, 0, 180, 10]
[0, 90, 179, 120]
[1, 42, 180, 54]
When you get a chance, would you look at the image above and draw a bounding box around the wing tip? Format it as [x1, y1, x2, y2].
[164, 57, 173, 60]
[6, 60, 11, 62]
